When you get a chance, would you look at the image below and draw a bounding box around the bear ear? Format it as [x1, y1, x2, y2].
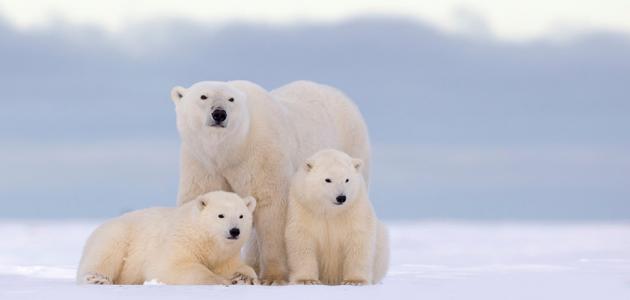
[197, 197, 207, 210]
[352, 158, 363, 171]
[243, 196, 257, 213]
[171, 86, 187, 103]
[304, 160, 313, 172]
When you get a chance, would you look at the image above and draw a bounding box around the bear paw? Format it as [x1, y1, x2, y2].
[341, 279, 368, 286]
[231, 272, 258, 285]
[83, 272, 112, 285]
[293, 279, 321, 285]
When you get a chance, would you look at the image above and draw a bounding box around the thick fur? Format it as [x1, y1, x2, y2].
[76, 191, 258, 285]
[285, 149, 389, 285]
[171, 80, 371, 284]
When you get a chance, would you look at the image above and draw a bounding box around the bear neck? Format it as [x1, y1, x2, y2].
[184, 116, 253, 171]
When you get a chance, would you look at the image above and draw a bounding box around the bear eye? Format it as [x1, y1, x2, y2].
[345, 178, 349, 183]
[325, 178, 332, 183]
[239, 215, 243, 219]
[200, 95, 208, 100]
[218, 214, 224, 218]
[228, 97, 234, 102]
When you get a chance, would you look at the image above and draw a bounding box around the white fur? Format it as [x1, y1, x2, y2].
[285, 149, 389, 285]
[76, 191, 258, 285]
[171, 80, 371, 284]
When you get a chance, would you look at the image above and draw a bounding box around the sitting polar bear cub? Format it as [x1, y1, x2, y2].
[77, 191, 257, 285]
[285, 149, 389, 285]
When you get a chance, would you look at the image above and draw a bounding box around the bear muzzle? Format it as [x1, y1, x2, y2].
[209, 108, 227, 127]
[335, 194, 347, 205]
[227, 227, 240, 240]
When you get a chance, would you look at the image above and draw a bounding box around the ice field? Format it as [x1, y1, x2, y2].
[1, 221, 629, 300]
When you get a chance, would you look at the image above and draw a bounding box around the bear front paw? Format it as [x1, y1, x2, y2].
[341, 279, 368, 286]
[231, 272, 258, 285]
[292, 279, 321, 285]
[83, 272, 112, 285]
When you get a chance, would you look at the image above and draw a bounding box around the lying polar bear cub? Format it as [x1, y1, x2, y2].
[285, 149, 389, 285]
[77, 191, 257, 285]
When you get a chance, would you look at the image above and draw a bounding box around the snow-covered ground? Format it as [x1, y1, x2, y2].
[1, 221, 629, 299]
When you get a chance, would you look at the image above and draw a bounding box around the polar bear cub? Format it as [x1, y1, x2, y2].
[77, 191, 258, 285]
[285, 149, 389, 285]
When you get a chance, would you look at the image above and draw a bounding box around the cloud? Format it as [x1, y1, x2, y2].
[2, 0, 630, 40]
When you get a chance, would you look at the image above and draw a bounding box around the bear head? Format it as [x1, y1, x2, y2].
[171, 81, 249, 137]
[295, 149, 364, 215]
[193, 191, 256, 244]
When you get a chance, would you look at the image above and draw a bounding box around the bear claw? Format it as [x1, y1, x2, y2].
[341, 279, 368, 286]
[231, 272, 258, 285]
[83, 273, 112, 285]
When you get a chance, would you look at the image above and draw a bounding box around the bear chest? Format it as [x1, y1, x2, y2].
[314, 222, 348, 283]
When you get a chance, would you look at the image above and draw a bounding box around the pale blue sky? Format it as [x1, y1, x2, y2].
[0, 3, 629, 219]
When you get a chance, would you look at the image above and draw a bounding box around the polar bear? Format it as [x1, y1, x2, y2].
[285, 149, 389, 285]
[170, 80, 371, 284]
[76, 191, 258, 285]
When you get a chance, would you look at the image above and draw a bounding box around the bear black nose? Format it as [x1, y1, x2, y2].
[212, 109, 227, 123]
[229, 227, 240, 237]
[336, 195, 346, 204]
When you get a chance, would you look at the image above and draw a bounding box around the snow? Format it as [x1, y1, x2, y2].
[1, 220, 629, 299]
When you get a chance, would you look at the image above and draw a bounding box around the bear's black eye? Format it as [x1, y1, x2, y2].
[325, 178, 332, 183]
[239, 215, 243, 219]
[345, 178, 349, 183]
[201, 95, 208, 100]
[228, 97, 234, 102]
[218, 214, 224, 218]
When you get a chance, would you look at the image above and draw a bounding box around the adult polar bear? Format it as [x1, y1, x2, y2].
[170, 80, 370, 284]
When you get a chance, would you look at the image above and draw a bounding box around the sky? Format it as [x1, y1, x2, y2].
[0, 1, 629, 220]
